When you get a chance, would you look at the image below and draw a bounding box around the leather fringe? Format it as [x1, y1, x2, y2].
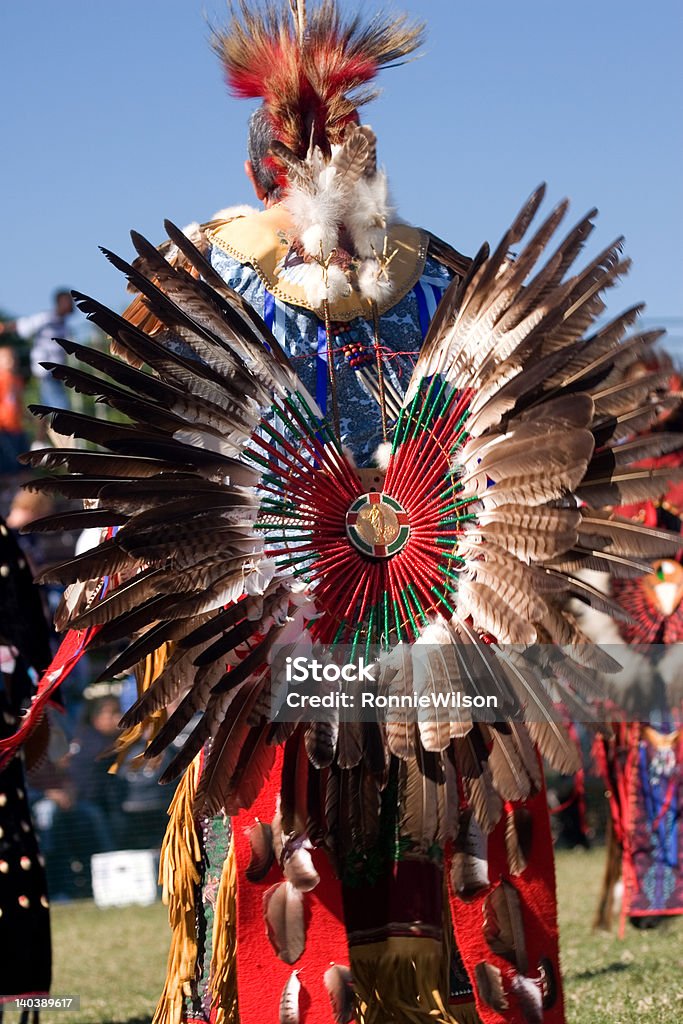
[449, 1004, 483, 1024]
[152, 755, 203, 1024]
[209, 835, 239, 1024]
[350, 937, 465, 1024]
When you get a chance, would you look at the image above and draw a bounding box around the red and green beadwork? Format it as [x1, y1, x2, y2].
[253, 382, 477, 647]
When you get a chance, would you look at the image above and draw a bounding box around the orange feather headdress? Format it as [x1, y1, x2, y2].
[212, 0, 424, 160]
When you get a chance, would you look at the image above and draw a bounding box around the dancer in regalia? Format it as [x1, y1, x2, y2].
[2, 4, 682, 1023]
[582, 361, 683, 932]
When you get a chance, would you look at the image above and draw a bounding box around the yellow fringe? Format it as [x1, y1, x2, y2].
[109, 643, 172, 774]
[593, 814, 622, 931]
[350, 889, 482, 1024]
[351, 936, 468, 1024]
[152, 755, 203, 1024]
[209, 836, 240, 1024]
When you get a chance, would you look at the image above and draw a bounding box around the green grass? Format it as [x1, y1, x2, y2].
[50, 899, 168, 1024]
[49, 848, 683, 1024]
[556, 848, 683, 1024]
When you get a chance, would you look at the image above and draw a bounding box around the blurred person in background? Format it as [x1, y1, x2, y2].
[68, 695, 128, 851]
[7, 483, 93, 729]
[0, 346, 27, 476]
[0, 289, 73, 441]
[30, 695, 129, 900]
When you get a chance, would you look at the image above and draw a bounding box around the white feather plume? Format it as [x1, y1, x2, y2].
[345, 171, 394, 257]
[357, 258, 395, 304]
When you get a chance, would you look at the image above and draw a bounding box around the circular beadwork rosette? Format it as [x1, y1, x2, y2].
[345, 493, 411, 558]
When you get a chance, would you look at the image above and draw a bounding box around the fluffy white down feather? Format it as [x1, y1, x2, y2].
[282, 152, 397, 307]
[345, 172, 394, 257]
[300, 263, 350, 309]
[373, 442, 392, 470]
[287, 180, 343, 258]
[210, 204, 258, 222]
[357, 258, 395, 304]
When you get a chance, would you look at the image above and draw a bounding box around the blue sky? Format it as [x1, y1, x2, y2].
[1, 0, 681, 337]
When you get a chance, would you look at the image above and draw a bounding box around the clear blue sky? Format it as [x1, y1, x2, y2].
[1, 0, 681, 333]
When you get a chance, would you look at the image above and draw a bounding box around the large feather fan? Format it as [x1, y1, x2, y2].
[21, 186, 681, 850]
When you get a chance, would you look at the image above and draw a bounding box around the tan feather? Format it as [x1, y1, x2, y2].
[505, 806, 534, 876]
[271, 140, 313, 192]
[539, 608, 622, 673]
[413, 621, 460, 752]
[509, 724, 542, 792]
[331, 126, 370, 185]
[576, 466, 683, 507]
[526, 720, 580, 775]
[263, 880, 306, 965]
[279, 971, 301, 1024]
[383, 644, 416, 758]
[483, 880, 529, 972]
[246, 820, 275, 883]
[357, 125, 378, 177]
[494, 651, 580, 775]
[399, 752, 441, 852]
[579, 512, 683, 558]
[487, 727, 533, 803]
[468, 560, 549, 625]
[458, 579, 537, 645]
[283, 837, 320, 892]
[474, 962, 508, 1014]
[324, 964, 355, 1024]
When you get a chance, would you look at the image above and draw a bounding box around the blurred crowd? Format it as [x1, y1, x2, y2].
[28, 694, 175, 900]
[0, 292, 176, 899]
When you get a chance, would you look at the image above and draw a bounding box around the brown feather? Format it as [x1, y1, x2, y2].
[336, 720, 364, 769]
[449, 810, 490, 901]
[263, 881, 305, 965]
[281, 729, 309, 837]
[305, 718, 339, 769]
[196, 685, 271, 815]
[324, 964, 355, 1024]
[279, 971, 301, 1024]
[483, 880, 529, 973]
[504, 805, 534, 876]
[474, 962, 508, 1014]
[246, 820, 275, 882]
[399, 751, 441, 852]
[487, 727, 533, 803]
[526, 720, 580, 775]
